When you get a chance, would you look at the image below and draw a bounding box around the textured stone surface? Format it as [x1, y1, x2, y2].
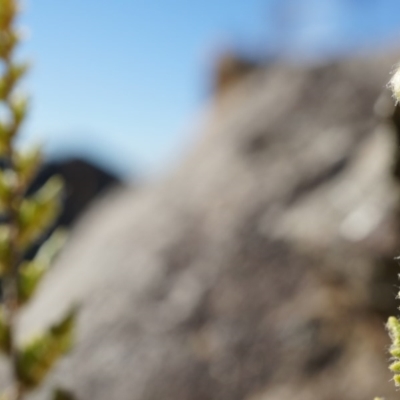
[14, 51, 400, 399]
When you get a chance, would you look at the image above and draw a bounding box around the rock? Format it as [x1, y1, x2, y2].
[31, 157, 121, 228]
[23, 157, 122, 261]
[17, 51, 400, 399]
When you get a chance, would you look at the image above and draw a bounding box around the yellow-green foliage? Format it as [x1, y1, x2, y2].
[386, 69, 400, 391]
[18, 230, 67, 304]
[0, 1, 76, 399]
[390, 66, 400, 104]
[388, 316, 400, 386]
[16, 309, 75, 389]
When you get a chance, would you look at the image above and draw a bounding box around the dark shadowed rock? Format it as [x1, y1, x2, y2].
[24, 158, 121, 260]
[14, 51, 400, 399]
[31, 158, 121, 227]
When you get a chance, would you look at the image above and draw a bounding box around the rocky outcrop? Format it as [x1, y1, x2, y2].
[23, 157, 121, 261]
[31, 158, 121, 228]
[15, 51, 400, 399]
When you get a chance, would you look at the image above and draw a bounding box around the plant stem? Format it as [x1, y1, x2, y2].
[3, 150, 24, 399]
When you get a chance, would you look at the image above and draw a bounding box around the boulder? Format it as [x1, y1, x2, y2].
[17, 51, 400, 399]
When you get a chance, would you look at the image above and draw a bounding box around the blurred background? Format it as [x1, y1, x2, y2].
[19, 0, 400, 180]
[12, 2, 400, 399]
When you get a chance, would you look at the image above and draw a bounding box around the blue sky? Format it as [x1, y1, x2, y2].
[16, 0, 400, 178]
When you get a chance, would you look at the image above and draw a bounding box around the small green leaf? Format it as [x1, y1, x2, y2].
[0, 169, 17, 211]
[0, 28, 18, 59]
[0, 120, 14, 152]
[0, 308, 10, 354]
[387, 316, 400, 387]
[389, 360, 400, 373]
[50, 307, 76, 352]
[14, 146, 42, 189]
[0, 0, 17, 31]
[18, 229, 67, 304]
[52, 388, 75, 400]
[16, 308, 76, 389]
[18, 176, 64, 249]
[390, 346, 400, 358]
[0, 96, 29, 149]
[17, 333, 53, 388]
[388, 317, 400, 347]
[18, 261, 45, 305]
[0, 63, 28, 101]
[9, 93, 29, 127]
[0, 225, 12, 274]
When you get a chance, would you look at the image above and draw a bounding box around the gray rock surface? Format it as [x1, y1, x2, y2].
[14, 51, 400, 399]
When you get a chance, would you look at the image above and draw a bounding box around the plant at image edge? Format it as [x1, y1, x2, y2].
[375, 66, 400, 398]
[0, 1, 76, 399]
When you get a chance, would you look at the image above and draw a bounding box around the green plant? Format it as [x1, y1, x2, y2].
[0, 1, 75, 399]
[385, 68, 400, 391]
